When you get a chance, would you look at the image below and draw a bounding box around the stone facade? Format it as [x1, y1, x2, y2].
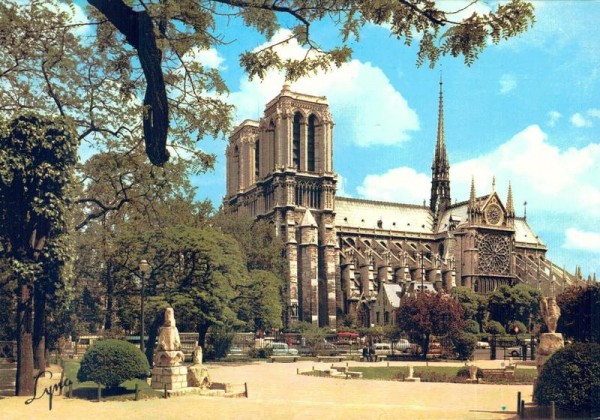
[224, 83, 581, 328]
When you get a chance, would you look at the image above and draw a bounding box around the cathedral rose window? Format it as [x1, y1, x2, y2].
[485, 203, 503, 225]
[477, 234, 510, 274]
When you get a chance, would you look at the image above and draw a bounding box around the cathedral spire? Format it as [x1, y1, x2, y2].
[506, 181, 515, 216]
[469, 176, 476, 206]
[430, 74, 451, 217]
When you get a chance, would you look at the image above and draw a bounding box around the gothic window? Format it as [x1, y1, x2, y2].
[485, 203, 503, 225]
[254, 139, 260, 179]
[477, 234, 511, 274]
[307, 114, 316, 172]
[293, 113, 301, 169]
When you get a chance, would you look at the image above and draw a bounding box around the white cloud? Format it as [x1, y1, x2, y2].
[183, 47, 225, 69]
[228, 30, 419, 147]
[356, 167, 431, 204]
[571, 112, 592, 127]
[499, 74, 517, 94]
[547, 111, 561, 127]
[563, 228, 600, 253]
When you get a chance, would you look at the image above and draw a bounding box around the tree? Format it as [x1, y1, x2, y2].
[237, 270, 283, 332]
[396, 292, 464, 359]
[556, 283, 600, 343]
[451, 286, 487, 328]
[487, 284, 541, 331]
[2, 1, 535, 166]
[0, 114, 78, 395]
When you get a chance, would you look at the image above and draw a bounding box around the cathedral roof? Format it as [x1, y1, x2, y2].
[335, 197, 433, 234]
[382, 283, 402, 309]
[514, 217, 545, 246]
[436, 202, 469, 233]
[300, 208, 317, 227]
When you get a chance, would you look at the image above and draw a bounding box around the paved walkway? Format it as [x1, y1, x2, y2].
[0, 360, 531, 419]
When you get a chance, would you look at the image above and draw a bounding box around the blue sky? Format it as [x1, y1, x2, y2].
[186, 1, 600, 277]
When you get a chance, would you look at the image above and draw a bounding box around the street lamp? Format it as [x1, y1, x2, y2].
[139, 259, 151, 353]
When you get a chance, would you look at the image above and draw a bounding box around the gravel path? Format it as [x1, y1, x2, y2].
[0, 360, 532, 419]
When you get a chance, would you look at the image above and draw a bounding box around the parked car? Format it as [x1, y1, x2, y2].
[476, 341, 490, 349]
[392, 339, 416, 353]
[506, 345, 529, 358]
[315, 341, 339, 356]
[267, 342, 299, 355]
[374, 343, 392, 355]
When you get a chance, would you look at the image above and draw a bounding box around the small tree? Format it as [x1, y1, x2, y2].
[396, 292, 464, 359]
[485, 320, 506, 336]
[451, 332, 477, 360]
[556, 283, 600, 343]
[77, 339, 150, 388]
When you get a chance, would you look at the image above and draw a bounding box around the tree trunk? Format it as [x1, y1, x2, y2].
[197, 323, 210, 349]
[16, 284, 34, 396]
[422, 333, 430, 360]
[104, 262, 114, 330]
[33, 284, 46, 372]
[145, 311, 164, 367]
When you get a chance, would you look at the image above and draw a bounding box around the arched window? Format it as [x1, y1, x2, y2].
[254, 139, 260, 179]
[307, 114, 316, 172]
[293, 113, 301, 169]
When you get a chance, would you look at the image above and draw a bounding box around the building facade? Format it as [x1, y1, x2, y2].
[224, 83, 579, 328]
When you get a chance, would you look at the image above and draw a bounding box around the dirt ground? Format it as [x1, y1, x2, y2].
[0, 359, 532, 419]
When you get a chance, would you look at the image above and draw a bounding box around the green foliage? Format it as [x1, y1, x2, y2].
[77, 339, 150, 388]
[451, 286, 487, 325]
[534, 343, 600, 414]
[204, 327, 234, 361]
[487, 284, 541, 331]
[557, 283, 600, 343]
[237, 270, 283, 331]
[451, 332, 477, 361]
[456, 365, 484, 379]
[249, 346, 273, 359]
[485, 320, 506, 336]
[464, 319, 480, 335]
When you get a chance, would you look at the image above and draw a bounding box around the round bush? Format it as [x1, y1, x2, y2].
[452, 332, 477, 360]
[77, 339, 150, 388]
[464, 320, 480, 335]
[507, 320, 527, 335]
[456, 365, 484, 379]
[485, 320, 506, 336]
[534, 343, 600, 414]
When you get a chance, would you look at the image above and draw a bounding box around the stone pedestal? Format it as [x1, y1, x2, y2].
[535, 333, 564, 375]
[151, 365, 188, 391]
[187, 365, 211, 388]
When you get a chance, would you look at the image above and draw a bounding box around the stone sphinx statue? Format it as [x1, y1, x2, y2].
[540, 297, 561, 334]
[187, 344, 211, 388]
[154, 307, 185, 367]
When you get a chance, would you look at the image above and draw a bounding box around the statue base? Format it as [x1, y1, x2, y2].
[536, 333, 564, 374]
[151, 365, 189, 391]
[187, 365, 211, 388]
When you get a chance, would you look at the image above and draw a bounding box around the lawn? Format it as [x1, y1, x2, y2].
[304, 365, 536, 384]
[62, 360, 161, 401]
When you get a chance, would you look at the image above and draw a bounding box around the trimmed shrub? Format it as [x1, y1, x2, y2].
[485, 320, 506, 336]
[205, 328, 234, 361]
[452, 332, 477, 360]
[456, 365, 484, 379]
[464, 320, 480, 335]
[77, 339, 150, 388]
[249, 347, 273, 359]
[534, 343, 600, 414]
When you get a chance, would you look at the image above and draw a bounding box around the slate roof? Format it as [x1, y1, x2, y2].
[335, 197, 433, 234]
[382, 283, 402, 308]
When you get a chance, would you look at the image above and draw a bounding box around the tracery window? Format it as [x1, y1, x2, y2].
[307, 114, 316, 172]
[293, 113, 301, 170]
[477, 234, 511, 274]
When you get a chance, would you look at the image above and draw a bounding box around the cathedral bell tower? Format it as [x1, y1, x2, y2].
[430, 76, 451, 219]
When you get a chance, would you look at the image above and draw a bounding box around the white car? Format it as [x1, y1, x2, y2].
[506, 346, 530, 358]
[393, 339, 416, 353]
[476, 341, 490, 349]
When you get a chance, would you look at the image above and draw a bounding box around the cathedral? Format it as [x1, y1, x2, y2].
[224, 83, 579, 328]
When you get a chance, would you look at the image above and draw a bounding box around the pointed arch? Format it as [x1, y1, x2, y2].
[293, 112, 302, 170]
[307, 114, 317, 172]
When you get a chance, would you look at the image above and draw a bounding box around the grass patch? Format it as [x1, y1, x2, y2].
[306, 365, 536, 384]
[62, 360, 161, 401]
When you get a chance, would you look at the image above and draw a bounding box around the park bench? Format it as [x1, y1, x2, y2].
[359, 354, 387, 362]
[269, 355, 299, 363]
[316, 355, 346, 363]
[481, 365, 516, 379]
[329, 365, 363, 379]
